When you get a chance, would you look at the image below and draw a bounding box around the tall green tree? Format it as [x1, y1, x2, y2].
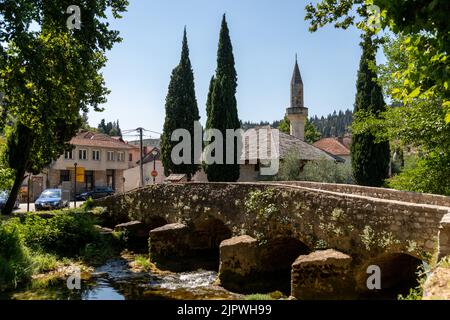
[204, 15, 241, 182]
[160, 28, 200, 180]
[0, 0, 128, 215]
[351, 35, 390, 187]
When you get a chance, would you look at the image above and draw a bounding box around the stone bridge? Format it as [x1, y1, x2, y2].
[96, 182, 450, 298]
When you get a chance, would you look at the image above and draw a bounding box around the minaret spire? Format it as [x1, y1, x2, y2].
[291, 55, 303, 108]
[286, 55, 308, 141]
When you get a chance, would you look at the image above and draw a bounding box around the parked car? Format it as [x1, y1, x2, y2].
[76, 187, 114, 201]
[35, 189, 69, 211]
[0, 191, 20, 211]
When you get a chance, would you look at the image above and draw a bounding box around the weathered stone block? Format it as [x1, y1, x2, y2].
[218, 236, 262, 292]
[438, 213, 450, 261]
[114, 220, 151, 249]
[149, 223, 191, 262]
[291, 249, 355, 300]
[114, 220, 148, 238]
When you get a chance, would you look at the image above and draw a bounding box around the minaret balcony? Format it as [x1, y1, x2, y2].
[287, 107, 309, 116]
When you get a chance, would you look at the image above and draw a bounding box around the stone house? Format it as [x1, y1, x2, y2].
[34, 131, 138, 199]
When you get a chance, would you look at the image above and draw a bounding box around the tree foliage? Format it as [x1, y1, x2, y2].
[204, 15, 241, 182]
[97, 119, 122, 137]
[0, 0, 128, 214]
[160, 28, 200, 180]
[353, 35, 450, 195]
[351, 35, 390, 187]
[277, 149, 353, 184]
[305, 0, 450, 122]
[310, 109, 353, 138]
[277, 116, 321, 144]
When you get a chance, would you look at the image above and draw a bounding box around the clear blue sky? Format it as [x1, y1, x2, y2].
[90, 0, 384, 139]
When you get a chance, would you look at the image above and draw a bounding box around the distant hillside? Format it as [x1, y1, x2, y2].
[241, 109, 353, 138]
[311, 109, 353, 138]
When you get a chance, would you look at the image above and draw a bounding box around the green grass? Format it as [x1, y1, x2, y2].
[134, 255, 151, 271]
[31, 252, 60, 274]
[245, 291, 283, 300]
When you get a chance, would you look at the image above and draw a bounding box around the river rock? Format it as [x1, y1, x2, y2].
[291, 249, 355, 300]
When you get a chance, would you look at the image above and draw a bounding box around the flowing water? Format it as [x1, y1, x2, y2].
[2, 259, 243, 300]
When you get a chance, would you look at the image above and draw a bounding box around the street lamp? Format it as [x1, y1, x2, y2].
[151, 149, 159, 184]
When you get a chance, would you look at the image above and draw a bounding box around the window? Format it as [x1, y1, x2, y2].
[129, 153, 133, 162]
[60, 170, 71, 183]
[118, 152, 125, 162]
[107, 151, 115, 161]
[79, 149, 87, 160]
[92, 150, 101, 161]
[64, 150, 74, 160]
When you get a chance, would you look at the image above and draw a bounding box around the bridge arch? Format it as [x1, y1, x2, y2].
[355, 252, 423, 298]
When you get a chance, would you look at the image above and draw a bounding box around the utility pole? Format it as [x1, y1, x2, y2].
[137, 128, 144, 188]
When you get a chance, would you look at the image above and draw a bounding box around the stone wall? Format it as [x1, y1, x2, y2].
[96, 182, 450, 262]
[278, 181, 450, 207]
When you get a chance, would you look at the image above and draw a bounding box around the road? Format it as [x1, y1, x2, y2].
[14, 201, 85, 213]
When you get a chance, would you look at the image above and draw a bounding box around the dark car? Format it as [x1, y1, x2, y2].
[76, 187, 114, 201]
[35, 189, 69, 211]
[0, 191, 20, 212]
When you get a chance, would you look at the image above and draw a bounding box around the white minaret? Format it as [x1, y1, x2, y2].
[286, 55, 308, 141]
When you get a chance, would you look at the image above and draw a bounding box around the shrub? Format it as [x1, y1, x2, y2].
[388, 151, 450, 196]
[19, 210, 100, 256]
[277, 149, 353, 184]
[0, 221, 33, 290]
[82, 197, 95, 210]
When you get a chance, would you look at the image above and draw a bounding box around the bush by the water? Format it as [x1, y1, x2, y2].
[0, 222, 33, 290]
[0, 208, 104, 291]
[17, 211, 100, 256]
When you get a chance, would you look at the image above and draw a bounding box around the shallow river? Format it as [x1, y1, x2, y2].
[3, 259, 242, 300]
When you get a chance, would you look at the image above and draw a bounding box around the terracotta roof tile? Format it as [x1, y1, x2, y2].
[70, 131, 135, 150]
[313, 138, 351, 156]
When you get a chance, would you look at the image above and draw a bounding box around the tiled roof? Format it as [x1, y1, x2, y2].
[242, 127, 338, 162]
[70, 131, 135, 150]
[313, 138, 351, 156]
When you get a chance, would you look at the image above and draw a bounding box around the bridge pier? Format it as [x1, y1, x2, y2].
[438, 213, 450, 261]
[218, 235, 310, 294]
[291, 250, 355, 300]
[149, 223, 191, 262]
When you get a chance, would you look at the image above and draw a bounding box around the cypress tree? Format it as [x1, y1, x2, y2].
[206, 76, 215, 121]
[351, 35, 390, 187]
[205, 14, 241, 182]
[161, 28, 200, 180]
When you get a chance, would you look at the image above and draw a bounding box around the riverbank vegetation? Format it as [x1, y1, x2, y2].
[0, 206, 118, 292]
